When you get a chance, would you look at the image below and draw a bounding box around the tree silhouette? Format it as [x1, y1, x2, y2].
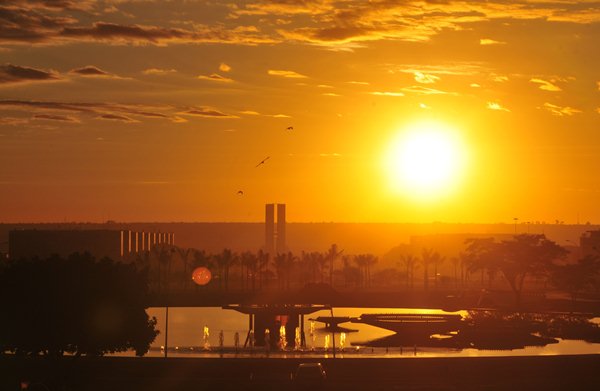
[326, 244, 343, 286]
[0, 253, 158, 357]
[551, 254, 600, 304]
[465, 234, 567, 306]
[398, 254, 419, 289]
[213, 249, 236, 291]
[421, 248, 436, 290]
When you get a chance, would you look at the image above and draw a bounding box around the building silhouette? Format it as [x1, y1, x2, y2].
[8, 229, 174, 261]
[265, 203, 286, 254]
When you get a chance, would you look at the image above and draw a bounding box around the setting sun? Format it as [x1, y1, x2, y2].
[384, 120, 467, 201]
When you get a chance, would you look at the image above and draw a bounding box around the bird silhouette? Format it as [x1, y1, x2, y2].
[286, 126, 294, 131]
[255, 156, 270, 167]
[237, 190, 244, 195]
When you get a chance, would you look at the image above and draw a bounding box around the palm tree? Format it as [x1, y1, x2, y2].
[326, 244, 343, 287]
[398, 254, 418, 289]
[432, 252, 445, 288]
[273, 253, 287, 290]
[342, 255, 359, 288]
[213, 249, 237, 291]
[353, 254, 377, 288]
[175, 247, 193, 291]
[257, 249, 270, 289]
[239, 251, 259, 291]
[421, 248, 435, 290]
[284, 251, 296, 290]
[353, 255, 367, 288]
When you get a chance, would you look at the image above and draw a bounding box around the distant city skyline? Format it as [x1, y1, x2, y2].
[1, 1, 599, 224]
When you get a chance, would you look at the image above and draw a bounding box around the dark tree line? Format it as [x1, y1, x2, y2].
[0, 253, 158, 357]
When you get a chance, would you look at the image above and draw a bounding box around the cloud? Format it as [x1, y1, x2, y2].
[530, 78, 562, 91]
[219, 63, 231, 72]
[96, 114, 138, 123]
[240, 110, 260, 115]
[0, 116, 29, 126]
[197, 73, 233, 82]
[369, 91, 404, 97]
[271, 113, 291, 118]
[480, 38, 506, 45]
[3, 1, 600, 48]
[33, 113, 80, 122]
[470, 83, 481, 88]
[322, 92, 340, 97]
[317, 84, 334, 88]
[413, 71, 440, 84]
[346, 81, 369, 85]
[267, 69, 307, 78]
[401, 86, 454, 95]
[0, 99, 218, 123]
[491, 75, 509, 82]
[69, 65, 113, 77]
[541, 102, 581, 116]
[0, 63, 59, 84]
[487, 102, 510, 112]
[142, 68, 177, 75]
[179, 107, 238, 118]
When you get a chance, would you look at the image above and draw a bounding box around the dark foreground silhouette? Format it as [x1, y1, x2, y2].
[2, 355, 598, 391]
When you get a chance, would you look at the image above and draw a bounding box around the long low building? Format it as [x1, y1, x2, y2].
[8, 229, 174, 261]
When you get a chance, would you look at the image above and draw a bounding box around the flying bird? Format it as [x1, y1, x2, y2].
[255, 156, 270, 167]
[286, 126, 294, 131]
[237, 190, 244, 196]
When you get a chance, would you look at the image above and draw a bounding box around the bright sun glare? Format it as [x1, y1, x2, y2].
[384, 120, 467, 200]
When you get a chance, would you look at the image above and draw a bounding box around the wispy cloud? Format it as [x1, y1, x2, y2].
[219, 63, 231, 72]
[197, 73, 234, 82]
[480, 38, 506, 45]
[369, 91, 404, 97]
[541, 102, 581, 116]
[491, 75, 509, 83]
[142, 68, 177, 75]
[267, 69, 307, 78]
[413, 71, 440, 84]
[0, 116, 29, 126]
[0, 63, 59, 84]
[401, 86, 454, 95]
[322, 92, 340, 97]
[96, 114, 138, 123]
[69, 65, 115, 77]
[0, 99, 229, 123]
[33, 113, 80, 122]
[530, 78, 562, 91]
[179, 107, 238, 118]
[487, 102, 510, 112]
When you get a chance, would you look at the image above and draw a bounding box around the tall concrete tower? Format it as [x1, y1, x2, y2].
[265, 203, 286, 254]
[265, 204, 275, 254]
[276, 204, 286, 254]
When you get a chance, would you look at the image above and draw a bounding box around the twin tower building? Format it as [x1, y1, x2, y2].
[264, 203, 286, 254]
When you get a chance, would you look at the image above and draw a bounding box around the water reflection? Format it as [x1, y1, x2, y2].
[144, 307, 600, 358]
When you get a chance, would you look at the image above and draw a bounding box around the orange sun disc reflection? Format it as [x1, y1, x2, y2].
[192, 267, 212, 286]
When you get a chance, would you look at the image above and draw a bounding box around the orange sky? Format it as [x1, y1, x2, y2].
[1, 1, 599, 224]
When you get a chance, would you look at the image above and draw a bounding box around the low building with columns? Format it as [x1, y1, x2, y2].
[8, 229, 174, 262]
